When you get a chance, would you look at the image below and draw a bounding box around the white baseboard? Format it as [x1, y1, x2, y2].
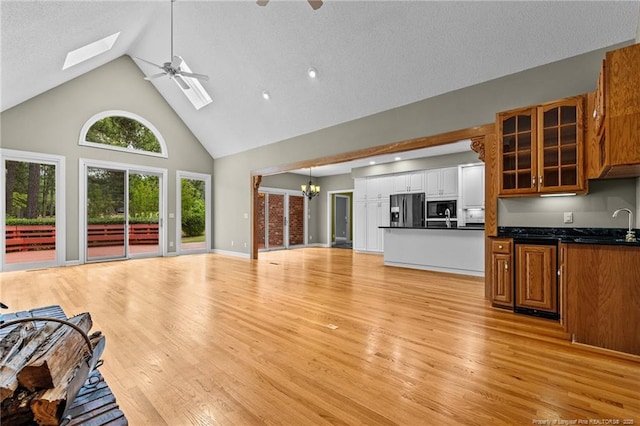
[212, 249, 251, 259]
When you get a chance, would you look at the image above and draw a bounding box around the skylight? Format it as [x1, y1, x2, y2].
[62, 32, 120, 70]
[173, 58, 213, 110]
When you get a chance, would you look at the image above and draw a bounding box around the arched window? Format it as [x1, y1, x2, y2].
[79, 111, 168, 158]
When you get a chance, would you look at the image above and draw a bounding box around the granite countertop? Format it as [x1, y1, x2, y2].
[498, 226, 640, 247]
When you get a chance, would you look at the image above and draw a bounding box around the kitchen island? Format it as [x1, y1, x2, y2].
[381, 226, 484, 276]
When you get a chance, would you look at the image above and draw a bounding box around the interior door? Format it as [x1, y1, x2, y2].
[334, 195, 349, 242]
[258, 191, 302, 251]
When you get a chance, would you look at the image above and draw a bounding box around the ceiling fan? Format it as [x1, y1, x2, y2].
[257, 0, 323, 11]
[135, 0, 211, 108]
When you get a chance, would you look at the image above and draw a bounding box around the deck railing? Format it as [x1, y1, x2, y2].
[5, 224, 159, 252]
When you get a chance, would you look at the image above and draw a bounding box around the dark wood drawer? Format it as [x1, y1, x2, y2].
[492, 239, 512, 254]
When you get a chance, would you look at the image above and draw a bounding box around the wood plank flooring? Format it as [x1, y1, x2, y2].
[1, 248, 638, 425]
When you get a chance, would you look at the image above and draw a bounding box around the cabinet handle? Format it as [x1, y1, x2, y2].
[504, 262, 508, 270]
[593, 108, 597, 119]
[532, 176, 536, 187]
[499, 245, 503, 249]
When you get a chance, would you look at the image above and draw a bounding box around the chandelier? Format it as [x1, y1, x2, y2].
[301, 168, 320, 200]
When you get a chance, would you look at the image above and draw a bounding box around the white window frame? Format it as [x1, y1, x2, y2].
[176, 170, 211, 254]
[79, 110, 168, 158]
[1, 149, 66, 272]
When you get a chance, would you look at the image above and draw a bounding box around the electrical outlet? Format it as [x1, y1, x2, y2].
[563, 212, 573, 224]
[169, 241, 174, 247]
[243, 242, 247, 248]
[231, 240, 234, 246]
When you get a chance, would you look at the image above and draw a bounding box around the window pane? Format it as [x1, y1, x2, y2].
[86, 116, 161, 153]
[5, 160, 56, 265]
[181, 178, 206, 251]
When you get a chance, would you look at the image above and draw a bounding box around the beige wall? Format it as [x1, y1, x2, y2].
[214, 42, 635, 253]
[0, 56, 214, 262]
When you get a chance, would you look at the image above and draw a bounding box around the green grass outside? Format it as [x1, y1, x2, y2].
[182, 235, 205, 243]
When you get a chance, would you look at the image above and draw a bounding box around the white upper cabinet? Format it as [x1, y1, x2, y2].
[393, 171, 424, 193]
[354, 178, 367, 201]
[426, 167, 458, 199]
[366, 175, 394, 200]
[460, 164, 485, 208]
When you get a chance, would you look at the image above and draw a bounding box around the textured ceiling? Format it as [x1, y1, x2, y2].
[2, 1, 639, 159]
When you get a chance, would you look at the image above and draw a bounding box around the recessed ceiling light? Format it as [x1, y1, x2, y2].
[307, 67, 318, 79]
[262, 90, 271, 100]
[62, 32, 120, 70]
[369, 161, 376, 165]
[394, 157, 402, 161]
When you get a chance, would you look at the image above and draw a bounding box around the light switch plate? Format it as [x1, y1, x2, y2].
[563, 212, 573, 224]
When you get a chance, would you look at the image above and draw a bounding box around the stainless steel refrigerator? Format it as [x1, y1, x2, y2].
[389, 193, 426, 227]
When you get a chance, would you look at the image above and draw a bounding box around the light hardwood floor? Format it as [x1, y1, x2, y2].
[1, 248, 638, 425]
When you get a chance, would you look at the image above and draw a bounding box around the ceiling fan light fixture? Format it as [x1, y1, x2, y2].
[262, 90, 271, 100]
[307, 67, 318, 79]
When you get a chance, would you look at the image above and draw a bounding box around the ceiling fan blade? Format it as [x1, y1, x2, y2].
[134, 56, 165, 70]
[308, 0, 322, 10]
[256, 0, 269, 6]
[178, 71, 209, 81]
[144, 72, 167, 81]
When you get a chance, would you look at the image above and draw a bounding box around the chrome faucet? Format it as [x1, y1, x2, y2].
[612, 208, 636, 242]
[445, 208, 451, 228]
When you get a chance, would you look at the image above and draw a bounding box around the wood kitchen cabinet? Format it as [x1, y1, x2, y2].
[515, 243, 557, 316]
[588, 43, 640, 179]
[564, 243, 640, 355]
[490, 238, 513, 308]
[497, 96, 586, 196]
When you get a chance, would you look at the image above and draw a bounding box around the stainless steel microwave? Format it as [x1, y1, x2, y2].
[426, 200, 457, 219]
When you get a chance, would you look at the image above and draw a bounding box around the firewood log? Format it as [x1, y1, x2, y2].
[17, 313, 93, 393]
[0, 321, 37, 365]
[0, 386, 39, 424]
[30, 333, 105, 425]
[0, 321, 63, 401]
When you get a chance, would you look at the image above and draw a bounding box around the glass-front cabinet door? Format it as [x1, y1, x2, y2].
[499, 107, 537, 194]
[498, 96, 585, 196]
[537, 98, 584, 193]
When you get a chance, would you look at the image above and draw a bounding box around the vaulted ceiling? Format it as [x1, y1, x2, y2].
[2, 1, 639, 159]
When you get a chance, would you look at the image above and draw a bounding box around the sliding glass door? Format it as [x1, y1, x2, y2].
[86, 167, 126, 261]
[81, 160, 165, 263]
[128, 172, 161, 256]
